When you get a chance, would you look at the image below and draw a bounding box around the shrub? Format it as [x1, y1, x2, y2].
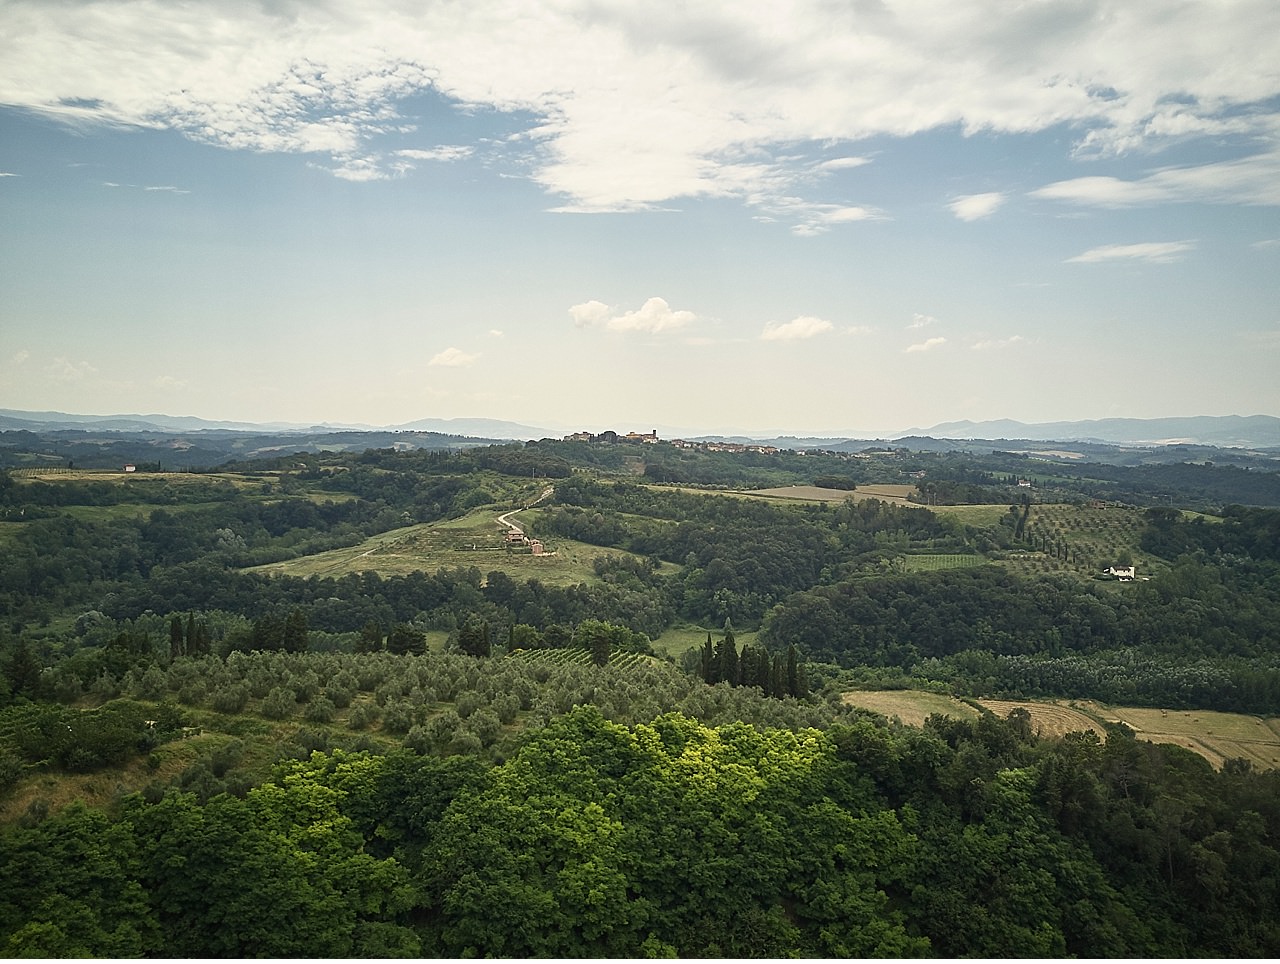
[493, 692, 520, 725]
[455, 689, 486, 719]
[210, 683, 251, 714]
[465, 708, 502, 747]
[305, 696, 336, 723]
[261, 686, 296, 720]
[89, 673, 121, 702]
[326, 684, 354, 709]
[347, 701, 381, 731]
[382, 700, 415, 734]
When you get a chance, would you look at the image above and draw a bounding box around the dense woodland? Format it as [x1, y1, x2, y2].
[3, 436, 1280, 956]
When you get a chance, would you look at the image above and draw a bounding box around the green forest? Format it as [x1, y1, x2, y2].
[3, 437, 1280, 957]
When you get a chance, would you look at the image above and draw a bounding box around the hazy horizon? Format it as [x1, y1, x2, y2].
[6, 405, 1280, 447]
[3, 2, 1278, 432]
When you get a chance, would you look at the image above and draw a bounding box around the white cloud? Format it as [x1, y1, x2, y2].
[0, 172, 18, 177]
[906, 337, 947, 353]
[764, 197, 885, 236]
[488, 329, 505, 337]
[46, 357, 97, 381]
[908, 313, 937, 329]
[1031, 150, 1280, 208]
[3, 0, 1279, 222]
[571, 297, 696, 334]
[11, 349, 30, 365]
[395, 146, 473, 162]
[429, 347, 480, 367]
[948, 192, 1005, 221]
[816, 156, 872, 172]
[569, 300, 612, 328]
[971, 335, 1027, 351]
[760, 316, 834, 341]
[152, 374, 187, 389]
[1065, 241, 1196, 264]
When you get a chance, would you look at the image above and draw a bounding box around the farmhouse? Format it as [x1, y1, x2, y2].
[1105, 564, 1136, 581]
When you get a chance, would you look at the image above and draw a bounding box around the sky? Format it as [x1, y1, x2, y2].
[1, 0, 1279, 438]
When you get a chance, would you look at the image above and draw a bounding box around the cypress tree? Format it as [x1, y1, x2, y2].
[169, 616, 185, 660]
[701, 632, 716, 683]
[716, 631, 739, 686]
[282, 608, 309, 653]
[4, 638, 42, 697]
[769, 654, 786, 698]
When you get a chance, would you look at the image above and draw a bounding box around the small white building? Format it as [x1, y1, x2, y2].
[1105, 564, 1136, 581]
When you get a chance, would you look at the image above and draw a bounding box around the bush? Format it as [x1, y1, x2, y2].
[455, 689, 486, 719]
[446, 731, 483, 755]
[89, 673, 121, 701]
[261, 686, 296, 720]
[177, 681, 208, 706]
[305, 696, 336, 723]
[347, 701, 381, 730]
[382, 700, 415, 734]
[466, 708, 502, 747]
[210, 683, 250, 714]
[326, 684, 354, 709]
[495, 691, 524, 722]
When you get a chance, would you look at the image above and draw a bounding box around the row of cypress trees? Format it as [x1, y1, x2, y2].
[699, 624, 806, 698]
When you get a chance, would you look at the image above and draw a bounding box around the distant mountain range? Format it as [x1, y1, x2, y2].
[904, 415, 1280, 449]
[2, 409, 1278, 449]
[0, 409, 552, 439]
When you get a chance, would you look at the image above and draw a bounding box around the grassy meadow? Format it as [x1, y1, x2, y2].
[246, 505, 650, 587]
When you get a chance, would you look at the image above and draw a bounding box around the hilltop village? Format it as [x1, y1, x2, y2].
[563, 428, 781, 455]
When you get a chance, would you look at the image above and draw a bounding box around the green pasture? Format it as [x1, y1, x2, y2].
[650, 625, 761, 659]
[245, 506, 652, 587]
[930, 503, 1009, 526]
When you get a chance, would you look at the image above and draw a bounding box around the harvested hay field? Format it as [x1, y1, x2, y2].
[841, 689, 981, 727]
[1103, 706, 1280, 771]
[977, 699, 1108, 739]
[845, 690, 1280, 771]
